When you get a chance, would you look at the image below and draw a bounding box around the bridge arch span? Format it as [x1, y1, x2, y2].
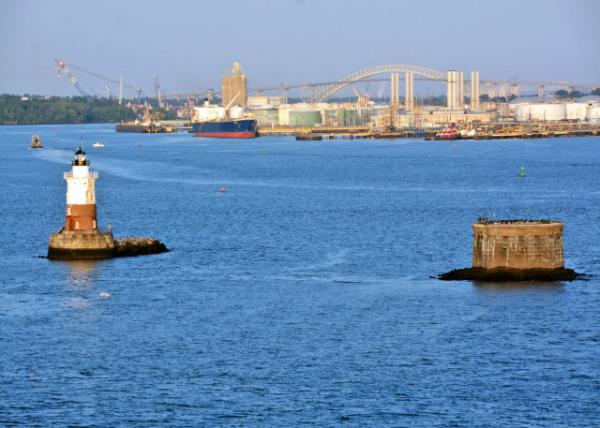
[314, 64, 446, 102]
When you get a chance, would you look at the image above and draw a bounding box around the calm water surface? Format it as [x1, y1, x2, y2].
[1, 124, 599, 426]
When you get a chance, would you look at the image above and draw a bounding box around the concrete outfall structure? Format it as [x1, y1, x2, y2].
[48, 147, 168, 260]
[439, 219, 581, 282]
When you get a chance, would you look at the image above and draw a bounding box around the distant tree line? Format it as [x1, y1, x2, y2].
[0, 95, 137, 125]
[555, 88, 600, 98]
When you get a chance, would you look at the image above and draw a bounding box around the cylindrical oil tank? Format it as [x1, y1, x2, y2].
[342, 109, 357, 126]
[254, 108, 279, 127]
[565, 103, 585, 120]
[516, 103, 566, 121]
[278, 107, 290, 126]
[288, 111, 322, 127]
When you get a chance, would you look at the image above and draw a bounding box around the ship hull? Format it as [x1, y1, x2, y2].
[195, 131, 256, 138]
[192, 119, 257, 139]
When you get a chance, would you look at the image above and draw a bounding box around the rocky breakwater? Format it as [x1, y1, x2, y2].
[48, 230, 168, 260]
[438, 219, 583, 282]
[113, 237, 169, 257]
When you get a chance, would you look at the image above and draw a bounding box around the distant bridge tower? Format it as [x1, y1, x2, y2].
[470, 70, 480, 112]
[281, 84, 289, 104]
[538, 85, 545, 97]
[405, 71, 414, 112]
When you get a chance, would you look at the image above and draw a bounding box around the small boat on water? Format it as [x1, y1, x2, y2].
[93, 142, 105, 148]
[31, 135, 43, 149]
[425, 123, 459, 141]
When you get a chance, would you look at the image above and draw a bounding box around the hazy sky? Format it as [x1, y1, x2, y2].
[1, 0, 599, 96]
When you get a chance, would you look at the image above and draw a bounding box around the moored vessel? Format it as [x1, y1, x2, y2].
[192, 118, 257, 138]
[31, 134, 43, 148]
[191, 101, 258, 139]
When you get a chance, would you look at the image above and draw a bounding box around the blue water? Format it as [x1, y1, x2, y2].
[1, 124, 600, 426]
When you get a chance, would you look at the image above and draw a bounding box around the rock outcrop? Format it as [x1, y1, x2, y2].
[113, 237, 169, 257]
[437, 267, 582, 282]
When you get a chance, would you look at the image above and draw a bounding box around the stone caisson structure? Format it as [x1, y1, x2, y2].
[472, 221, 564, 270]
[439, 220, 581, 282]
[48, 147, 168, 260]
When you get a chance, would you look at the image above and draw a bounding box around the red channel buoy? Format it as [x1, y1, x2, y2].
[220, 186, 226, 193]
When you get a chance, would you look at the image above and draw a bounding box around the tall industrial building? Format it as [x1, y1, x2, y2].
[447, 70, 459, 110]
[470, 70, 480, 112]
[221, 62, 247, 107]
[405, 71, 414, 112]
[390, 72, 400, 106]
[458, 71, 464, 110]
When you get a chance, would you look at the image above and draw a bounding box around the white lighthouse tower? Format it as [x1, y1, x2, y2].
[64, 146, 98, 231]
[48, 146, 115, 260]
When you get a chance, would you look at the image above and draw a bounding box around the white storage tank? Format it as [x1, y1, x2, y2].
[516, 103, 566, 121]
[566, 103, 586, 120]
[278, 106, 290, 126]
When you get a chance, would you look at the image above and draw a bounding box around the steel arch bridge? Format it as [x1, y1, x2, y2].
[313, 64, 447, 102]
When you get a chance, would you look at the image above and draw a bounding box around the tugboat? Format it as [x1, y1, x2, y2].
[31, 134, 43, 149]
[436, 123, 459, 140]
[425, 123, 459, 141]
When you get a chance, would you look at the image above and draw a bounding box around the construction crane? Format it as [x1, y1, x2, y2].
[55, 59, 87, 96]
[55, 58, 141, 99]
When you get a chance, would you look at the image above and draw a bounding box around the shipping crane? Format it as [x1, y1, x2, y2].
[54, 58, 141, 99]
[55, 59, 87, 96]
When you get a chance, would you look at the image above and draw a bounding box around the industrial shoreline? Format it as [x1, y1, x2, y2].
[17, 60, 595, 143]
[108, 119, 600, 141]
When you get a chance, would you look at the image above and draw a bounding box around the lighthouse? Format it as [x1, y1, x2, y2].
[64, 146, 98, 232]
[48, 145, 168, 260]
[48, 146, 115, 260]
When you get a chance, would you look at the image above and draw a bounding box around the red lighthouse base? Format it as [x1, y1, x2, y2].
[65, 204, 97, 231]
